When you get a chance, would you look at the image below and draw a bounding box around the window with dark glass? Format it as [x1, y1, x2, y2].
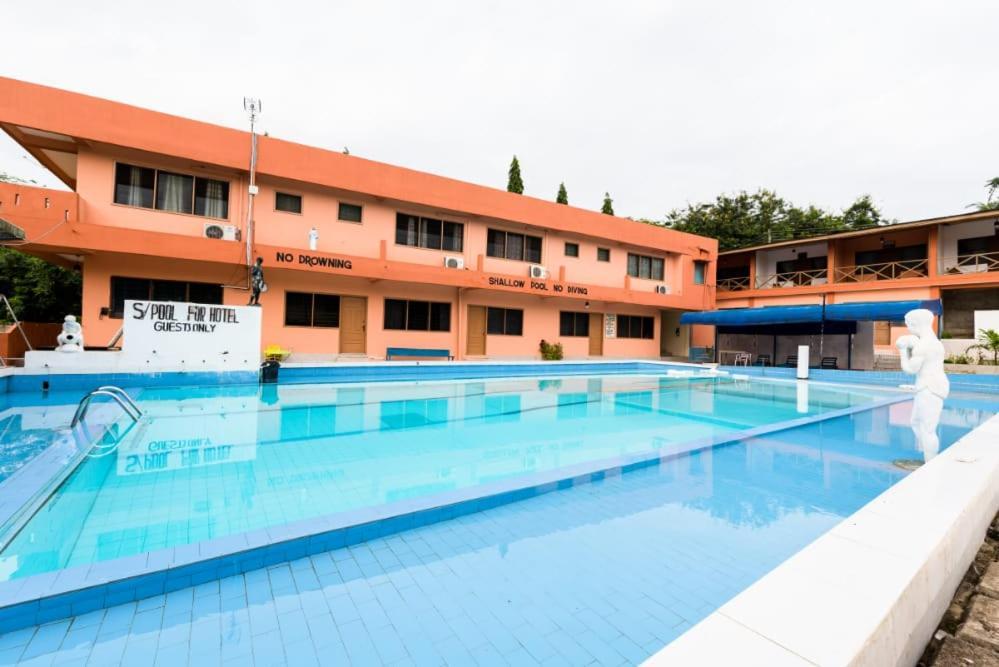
[565, 242, 579, 258]
[559, 311, 589, 336]
[384, 299, 451, 331]
[114, 163, 155, 208]
[617, 314, 654, 339]
[957, 235, 998, 256]
[597, 247, 610, 262]
[693, 260, 707, 285]
[194, 178, 229, 219]
[627, 253, 665, 280]
[155, 171, 194, 214]
[395, 213, 463, 251]
[109, 276, 223, 318]
[276, 192, 303, 214]
[338, 202, 363, 223]
[151, 280, 187, 303]
[113, 163, 229, 219]
[284, 292, 340, 327]
[486, 229, 542, 262]
[487, 307, 523, 335]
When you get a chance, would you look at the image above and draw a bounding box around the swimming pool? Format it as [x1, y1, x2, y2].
[0, 371, 900, 582]
[0, 368, 994, 666]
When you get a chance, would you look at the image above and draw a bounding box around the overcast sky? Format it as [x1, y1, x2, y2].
[2, 0, 997, 222]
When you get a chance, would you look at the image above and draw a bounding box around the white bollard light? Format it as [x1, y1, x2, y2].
[796, 345, 809, 380]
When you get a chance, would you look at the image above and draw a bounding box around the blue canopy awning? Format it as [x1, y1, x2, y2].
[679, 299, 942, 326]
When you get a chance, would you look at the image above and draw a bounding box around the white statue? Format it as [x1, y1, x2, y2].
[308, 227, 319, 251]
[56, 314, 84, 352]
[896, 308, 949, 461]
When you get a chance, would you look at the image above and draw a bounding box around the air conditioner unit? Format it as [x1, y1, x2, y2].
[529, 264, 548, 279]
[655, 284, 671, 295]
[443, 256, 465, 270]
[204, 223, 240, 241]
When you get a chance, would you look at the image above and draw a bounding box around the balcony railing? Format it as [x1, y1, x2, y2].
[717, 269, 827, 292]
[717, 276, 751, 291]
[941, 251, 999, 275]
[834, 259, 928, 282]
[755, 268, 828, 289]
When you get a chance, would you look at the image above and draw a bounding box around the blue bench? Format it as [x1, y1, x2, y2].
[386, 347, 453, 361]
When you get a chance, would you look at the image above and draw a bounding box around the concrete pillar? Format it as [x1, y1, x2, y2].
[827, 240, 837, 283]
[927, 225, 939, 277]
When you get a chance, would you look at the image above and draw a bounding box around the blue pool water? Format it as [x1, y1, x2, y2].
[0, 390, 83, 483]
[0, 388, 993, 666]
[0, 372, 895, 581]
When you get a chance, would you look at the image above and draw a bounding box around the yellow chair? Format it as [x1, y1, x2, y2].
[264, 344, 291, 362]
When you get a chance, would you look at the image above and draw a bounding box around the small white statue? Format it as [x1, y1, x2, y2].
[308, 227, 319, 251]
[896, 309, 949, 461]
[56, 314, 84, 352]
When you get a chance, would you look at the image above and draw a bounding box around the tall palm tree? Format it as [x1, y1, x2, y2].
[969, 177, 999, 211]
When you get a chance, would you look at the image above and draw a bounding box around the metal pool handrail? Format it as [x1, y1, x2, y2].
[70, 386, 143, 428]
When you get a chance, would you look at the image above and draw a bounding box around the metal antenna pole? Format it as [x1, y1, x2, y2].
[242, 97, 262, 275]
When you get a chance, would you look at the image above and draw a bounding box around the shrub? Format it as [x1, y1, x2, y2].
[539, 339, 564, 361]
[945, 354, 971, 365]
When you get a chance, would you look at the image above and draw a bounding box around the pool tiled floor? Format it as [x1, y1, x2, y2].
[0, 436, 874, 666]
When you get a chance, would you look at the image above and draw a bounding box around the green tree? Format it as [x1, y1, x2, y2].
[969, 177, 999, 211]
[841, 194, 890, 229]
[969, 328, 999, 365]
[0, 248, 81, 323]
[665, 190, 799, 250]
[556, 182, 568, 205]
[507, 156, 524, 194]
[662, 189, 894, 251]
[601, 192, 614, 215]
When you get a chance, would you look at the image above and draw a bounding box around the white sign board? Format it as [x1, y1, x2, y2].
[122, 300, 262, 369]
[604, 313, 617, 339]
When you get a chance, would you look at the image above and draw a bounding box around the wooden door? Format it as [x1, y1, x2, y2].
[467, 305, 487, 356]
[874, 321, 890, 346]
[588, 313, 603, 356]
[339, 296, 367, 354]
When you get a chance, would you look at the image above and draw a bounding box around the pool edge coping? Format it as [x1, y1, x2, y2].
[0, 391, 912, 632]
[644, 411, 999, 666]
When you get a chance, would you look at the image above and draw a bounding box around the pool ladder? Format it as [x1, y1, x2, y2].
[70, 386, 143, 428]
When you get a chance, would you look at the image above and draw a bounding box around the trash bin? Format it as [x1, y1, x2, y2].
[260, 360, 280, 384]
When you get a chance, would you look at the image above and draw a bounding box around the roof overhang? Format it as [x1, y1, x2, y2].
[0, 218, 25, 242]
[719, 212, 999, 257]
[0, 123, 79, 188]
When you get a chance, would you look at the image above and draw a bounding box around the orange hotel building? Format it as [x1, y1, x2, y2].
[0, 78, 717, 362]
[704, 210, 999, 368]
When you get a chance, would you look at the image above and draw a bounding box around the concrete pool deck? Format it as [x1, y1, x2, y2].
[647, 412, 999, 666]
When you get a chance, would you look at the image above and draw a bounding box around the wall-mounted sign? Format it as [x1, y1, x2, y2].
[123, 300, 262, 369]
[487, 276, 589, 296]
[605, 313, 617, 339]
[275, 251, 353, 270]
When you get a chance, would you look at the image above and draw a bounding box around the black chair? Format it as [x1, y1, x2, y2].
[821, 357, 839, 370]
[754, 354, 771, 367]
[783, 355, 798, 368]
